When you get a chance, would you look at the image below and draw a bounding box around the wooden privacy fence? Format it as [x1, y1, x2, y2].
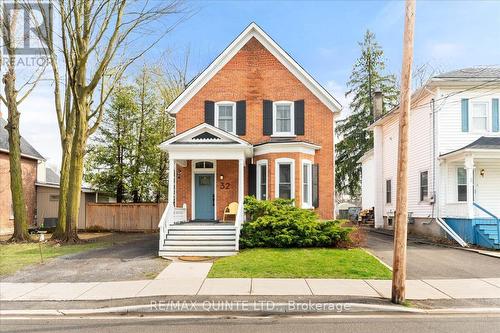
[85, 203, 167, 232]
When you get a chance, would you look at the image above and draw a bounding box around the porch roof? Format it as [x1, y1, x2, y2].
[440, 137, 500, 160]
[159, 123, 253, 160]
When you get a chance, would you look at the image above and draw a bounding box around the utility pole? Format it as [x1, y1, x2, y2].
[392, 0, 416, 305]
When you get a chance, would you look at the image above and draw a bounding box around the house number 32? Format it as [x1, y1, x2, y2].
[219, 182, 230, 190]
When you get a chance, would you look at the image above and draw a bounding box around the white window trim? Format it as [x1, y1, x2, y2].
[419, 170, 429, 203]
[214, 101, 236, 135]
[470, 101, 490, 133]
[301, 159, 313, 208]
[272, 101, 295, 137]
[275, 158, 295, 199]
[256, 159, 268, 200]
[385, 179, 392, 205]
[456, 166, 468, 203]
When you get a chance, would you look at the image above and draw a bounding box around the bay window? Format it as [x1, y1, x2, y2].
[275, 158, 295, 199]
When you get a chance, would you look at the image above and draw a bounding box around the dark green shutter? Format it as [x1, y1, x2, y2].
[248, 164, 256, 197]
[294, 99, 305, 135]
[204, 101, 215, 125]
[493, 98, 499, 132]
[312, 164, 319, 208]
[236, 100, 246, 135]
[461, 98, 469, 132]
[263, 100, 273, 135]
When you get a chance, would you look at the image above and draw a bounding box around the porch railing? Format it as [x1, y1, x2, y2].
[158, 204, 187, 251]
[473, 202, 500, 245]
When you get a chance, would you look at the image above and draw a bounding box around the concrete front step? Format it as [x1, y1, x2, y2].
[169, 229, 236, 235]
[170, 225, 236, 230]
[167, 235, 235, 240]
[159, 250, 238, 257]
[164, 240, 236, 246]
[163, 245, 236, 252]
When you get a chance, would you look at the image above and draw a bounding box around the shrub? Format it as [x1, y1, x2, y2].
[240, 196, 354, 248]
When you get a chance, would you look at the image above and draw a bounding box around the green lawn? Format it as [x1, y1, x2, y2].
[208, 248, 392, 279]
[0, 234, 112, 277]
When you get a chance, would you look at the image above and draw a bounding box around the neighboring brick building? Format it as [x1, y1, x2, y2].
[0, 117, 44, 235]
[158, 23, 342, 256]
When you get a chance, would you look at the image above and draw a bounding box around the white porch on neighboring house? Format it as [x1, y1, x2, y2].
[439, 137, 500, 249]
[157, 123, 253, 257]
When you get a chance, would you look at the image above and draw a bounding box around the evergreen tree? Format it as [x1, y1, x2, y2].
[336, 30, 399, 198]
[85, 85, 137, 202]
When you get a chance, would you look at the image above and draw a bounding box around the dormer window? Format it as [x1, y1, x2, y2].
[215, 102, 236, 134]
[273, 101, 294, 136]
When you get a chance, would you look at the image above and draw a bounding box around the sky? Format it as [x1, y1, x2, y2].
[3, 0, 500, 168]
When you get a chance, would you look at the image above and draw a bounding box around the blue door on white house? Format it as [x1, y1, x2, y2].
[195, 173, 215, 220]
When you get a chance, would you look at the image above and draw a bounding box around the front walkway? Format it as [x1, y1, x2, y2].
[2, 262, 500, 301]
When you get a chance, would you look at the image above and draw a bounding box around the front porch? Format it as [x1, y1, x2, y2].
[157, 124, 253, 256]
[439, 137, 500, 249]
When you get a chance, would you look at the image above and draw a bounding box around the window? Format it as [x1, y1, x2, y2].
[471, 102, 488, 132]
[302, 160, 312, 208]
[195, 161, 214, 169]
[273, 101, 294, 136]
[420, 171, 429, 202]
[256, 160, 268, 200]
[386, 179, 392, 204]
[215, 102, 235, 134]
[275, 158, 295, 199]
[457, 167, 467, 202]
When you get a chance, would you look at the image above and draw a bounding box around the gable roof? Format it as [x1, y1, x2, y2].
[160, 123, 252, 148]
[0, 117, 45, 160]
[166, 22, 342, 115]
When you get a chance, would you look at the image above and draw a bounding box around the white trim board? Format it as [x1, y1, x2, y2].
[166, 23, 342, 115]
[254, 142, 320, 156]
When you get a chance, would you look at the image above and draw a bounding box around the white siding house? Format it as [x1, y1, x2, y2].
[358, 149, 374, 210]
[360, 68, 500, 249]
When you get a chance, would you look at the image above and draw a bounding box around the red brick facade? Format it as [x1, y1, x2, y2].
[174, 37, 336, 219]
[0, 152, 38, 235]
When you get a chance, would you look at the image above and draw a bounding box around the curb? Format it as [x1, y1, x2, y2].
[0, 302, 421, 316]
[2, 303, 500, 317]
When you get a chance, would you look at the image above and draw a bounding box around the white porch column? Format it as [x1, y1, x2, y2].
[238, 158, 244, 213]
[373, 125, 384, 228]
[168, 158, 175, 205]
[464, 154, 474, 219]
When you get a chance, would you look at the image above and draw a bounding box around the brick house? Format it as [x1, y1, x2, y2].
[158, 23, 341, 257]
[0, 117, 44, 235]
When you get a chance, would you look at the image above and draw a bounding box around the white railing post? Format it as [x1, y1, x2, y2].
[464, 155, 474, 219]
[159, 158, 176, 252]
[235, 158, 245, 250]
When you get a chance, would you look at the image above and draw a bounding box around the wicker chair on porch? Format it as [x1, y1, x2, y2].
[223, 202, 239, 222]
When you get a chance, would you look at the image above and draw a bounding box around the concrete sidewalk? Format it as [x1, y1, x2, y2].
[1, 263, 500, 301]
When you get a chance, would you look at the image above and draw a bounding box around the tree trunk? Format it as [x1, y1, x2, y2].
[51, 141, 71, 239]
[63, 99, 87, 243]
[3, 71, 30, 242]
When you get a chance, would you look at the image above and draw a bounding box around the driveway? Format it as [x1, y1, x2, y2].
[365, 230, 500, 279]
[1, 233, 169, 283]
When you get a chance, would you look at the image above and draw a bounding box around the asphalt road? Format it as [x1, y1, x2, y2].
[1, 233, 167, 282]
[2, 314, 500, 333]
[365, 231, 500, 279]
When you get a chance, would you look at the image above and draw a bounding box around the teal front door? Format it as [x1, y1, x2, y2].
[195, 173, 215, 220]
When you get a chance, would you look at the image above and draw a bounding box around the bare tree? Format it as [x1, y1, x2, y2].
[1, 0, 46, 242]
[37, 0, 188, 242]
